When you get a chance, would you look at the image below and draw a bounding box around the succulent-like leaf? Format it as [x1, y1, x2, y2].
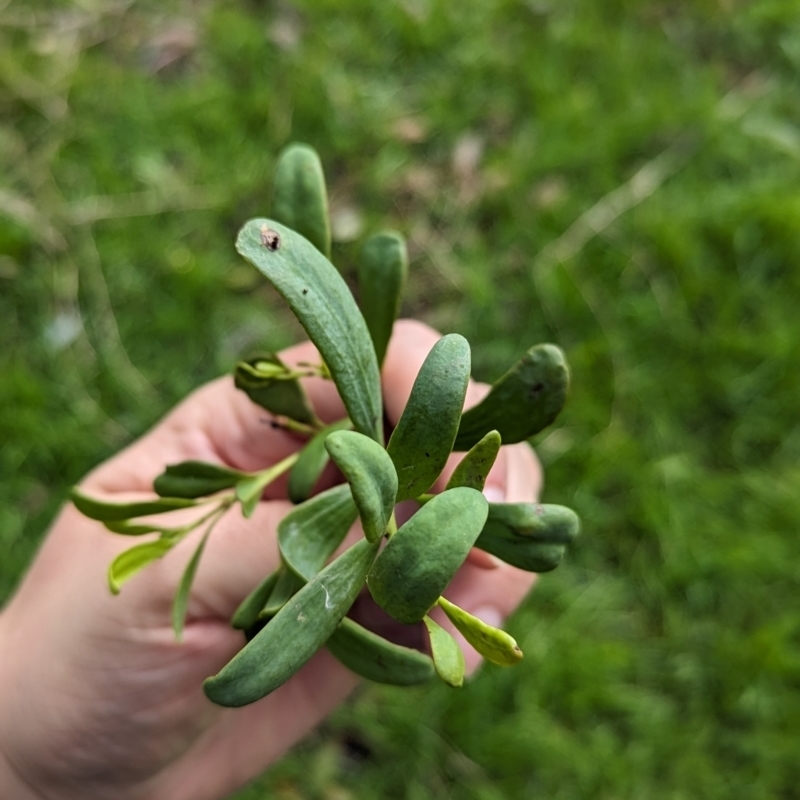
[288, 418, 352, 504]
[325, 430, 398, 542]
[326, 617, 435, 685]
[71, 487, 197, 522]
[154, 461, 248, 499]
[387, 334, 471, 501]
[423, 615, 465, 688]
[475, 502, 579, 572]
[108, 538, 175, 595]
[203, 538, 379, 707]
[172, 528, 211, 641]
[367, 487, 488, 624]
[234, 355, 318, 426]
[357, 231, 408, 366]
[232, 569, 280, 630]
[278, 484, 359, 582]
[446, 430, 502, 492]
[236, 218, 383, 444]
[272, 143, 331, 259]
[260, 567, 304, 617]
[454, 344, 569, 450]
[437, 596, 522, 666]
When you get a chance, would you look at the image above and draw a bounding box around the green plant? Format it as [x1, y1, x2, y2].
[70, 144, 579, 706]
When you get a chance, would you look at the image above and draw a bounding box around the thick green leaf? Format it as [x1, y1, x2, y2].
[172, 528, 211, 641]
[454, 344, 569, 450]
[367, 487, 488, 624]
[423, 615, 465, 688]
[357, 231, 408, 366]
[446, 430, 502, 492]
[154, 460, 247, 499]
[234, 355, 318, 426]
[325, 430, 398, 542]
[288, 418, 352, 504]
[103, 520, 178, 536]
[279, 484, 358, 582]
[475, 502, 579, 572]
[232, 569, 280, 630]
[236, 218, 382, 443]
[107, 538, 175, 595]
[437, 596, 522, 666]
[260, 567, 304, 617]
[326, 617, 435, 685]
[204, 538, 379, 707]
[272, 143, 331, 258]
[71, 487, 197, 522]
[387, 334, 471, 501]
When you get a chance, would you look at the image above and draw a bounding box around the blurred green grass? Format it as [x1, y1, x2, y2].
[2, 0, 800, 797]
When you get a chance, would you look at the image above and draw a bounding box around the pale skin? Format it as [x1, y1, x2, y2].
[0, 320, 541, 800]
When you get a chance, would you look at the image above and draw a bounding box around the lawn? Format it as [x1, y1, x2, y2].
[2, 1, 800, 798]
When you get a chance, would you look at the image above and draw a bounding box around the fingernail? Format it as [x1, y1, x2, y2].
[471, 606, 504, 629]
[482, 485, 505, 504]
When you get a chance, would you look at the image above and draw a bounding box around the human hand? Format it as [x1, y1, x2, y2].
[0, 320, 541, 800]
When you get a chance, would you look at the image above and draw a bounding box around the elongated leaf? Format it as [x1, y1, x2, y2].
[357, 231, 408, 366]
[103, 520, 178, 536]
[326, 617, 434, 686]
[154, 460, 247, 499]
[367, 487, 488, 624]
[260, 566, 304, 617]
[454, 344, 569, 450]
[232, 569, 280, 630]
[475, 502, 579, 572]
[279, 484, 358, 582]
[172, 528, 211, 641]
[387, 334, 471, 501]
[288, 418, 352, 504]
[325, 430, 397, 542]
[423, 615, 465, 688]
[446, 430, 502, 492]
[237, 219, 383, 443]
[72, 487, 197, 522]
[108, 538, 175, 595]
[234, 355, 318, 426]
[273, 143, 331, 258]
[437, 596, 522, 666]
[204, 538, 379, 707]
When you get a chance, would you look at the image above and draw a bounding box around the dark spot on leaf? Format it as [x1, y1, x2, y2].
[302, 288, 308, 294]
[528, 382, 544, 398]
[425, 452, 430, 457]
[260, 225, 281, 251]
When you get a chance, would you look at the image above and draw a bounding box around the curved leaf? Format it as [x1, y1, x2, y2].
[273, 143, 331, 258]
[326, 617, 435, 685]
[475, 502, 579, 572]
[71, 487, 197, 522]
[367, 487, 488, 624]
[278, 484, 359, 582]
[387, 334, 471, 501]
[454, 344, 569, 450]
[236, 218, 382, 443]
[325, 430, 398, 542]
[437, 596, 522, 666]
[204, 538, 379, 707]
[288, 418, 352, 504]
[172, 528, 211, 641]
[423, 615, 465, 688]
[154, 461, 247, 499]
[446, 430, 501, 492]
[108, 538, 175, 595]
[232, 569, 280, 630]
[357, 231, 408, 366]
[234, 355, 318, 426]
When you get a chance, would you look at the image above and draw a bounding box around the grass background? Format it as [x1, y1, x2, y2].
[2, 0, 800, 797]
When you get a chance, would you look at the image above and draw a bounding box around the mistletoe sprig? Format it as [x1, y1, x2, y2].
[71, 144, 580, 706]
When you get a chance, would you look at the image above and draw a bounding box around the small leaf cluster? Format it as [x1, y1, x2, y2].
[71, 144, 580, 705]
